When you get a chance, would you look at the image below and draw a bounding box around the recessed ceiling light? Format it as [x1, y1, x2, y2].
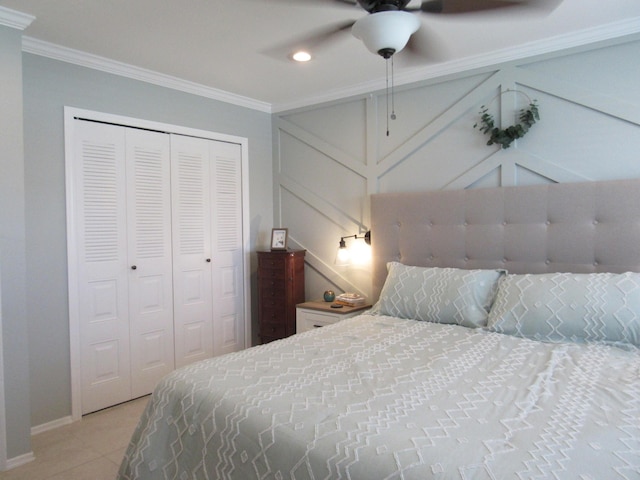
[292, 51, 312, 62]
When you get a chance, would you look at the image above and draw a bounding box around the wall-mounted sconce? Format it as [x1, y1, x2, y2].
[336, 231, 371, 266]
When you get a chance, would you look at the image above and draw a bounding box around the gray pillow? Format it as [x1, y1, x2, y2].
[371, 262, 504, 328]
[486, 272, 640, 346]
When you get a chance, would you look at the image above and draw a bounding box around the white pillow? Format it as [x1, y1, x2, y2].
[372, 262, 504, 328]
[487, 272, 640, 346]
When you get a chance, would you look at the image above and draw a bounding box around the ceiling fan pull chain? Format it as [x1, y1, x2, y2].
[386, 56, 390, 136]
[390, 54, 396, 121]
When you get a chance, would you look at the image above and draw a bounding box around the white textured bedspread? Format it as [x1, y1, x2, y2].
[118, 315, 640, 480]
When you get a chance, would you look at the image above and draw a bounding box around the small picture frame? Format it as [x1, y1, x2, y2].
[270, 228, 288, 250]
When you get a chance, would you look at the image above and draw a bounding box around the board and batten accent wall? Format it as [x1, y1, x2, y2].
[273, 34, 640, 303]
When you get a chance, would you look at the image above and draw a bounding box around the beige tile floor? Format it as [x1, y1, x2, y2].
[0, 395, 149, 480]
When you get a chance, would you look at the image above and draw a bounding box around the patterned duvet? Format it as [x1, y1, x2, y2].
[118, 314, 640, 479]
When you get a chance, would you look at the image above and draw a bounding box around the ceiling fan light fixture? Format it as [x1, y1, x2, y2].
[352, 11, 420, 58]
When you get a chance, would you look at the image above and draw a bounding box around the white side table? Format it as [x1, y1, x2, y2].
[296, 300, 371, 334]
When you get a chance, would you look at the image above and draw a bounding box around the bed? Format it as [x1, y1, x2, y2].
[118, 179, 640, 479]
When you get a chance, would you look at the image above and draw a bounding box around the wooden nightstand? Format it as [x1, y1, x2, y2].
[296, 300, 372, 334]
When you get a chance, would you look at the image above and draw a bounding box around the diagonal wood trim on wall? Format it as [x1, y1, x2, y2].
[274, 36, 640, 301]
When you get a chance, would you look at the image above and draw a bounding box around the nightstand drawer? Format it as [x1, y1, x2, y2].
[298, 310, 339, 331]
[296, 301, 371, 334]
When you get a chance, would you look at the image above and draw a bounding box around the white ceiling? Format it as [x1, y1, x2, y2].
[2, 0, 640, 112]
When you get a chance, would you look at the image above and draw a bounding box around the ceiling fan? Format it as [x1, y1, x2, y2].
[263, 0, 554, 135]
[272, 0, 555, 61]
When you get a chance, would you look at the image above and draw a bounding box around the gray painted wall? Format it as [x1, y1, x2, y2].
[22, 54, 274, 429]
[273, 33, 640, 305]
[0, 24, 31, 460]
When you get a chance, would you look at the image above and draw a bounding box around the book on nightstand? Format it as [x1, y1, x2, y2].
[334, 292, 366, 306]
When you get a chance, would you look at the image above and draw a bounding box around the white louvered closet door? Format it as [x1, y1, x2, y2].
[74, 121, 131, 414]
[70, 115, 247, 414]
[125, 129, 175, 398]
[171, 136, 245, 366]
[210, 141, 245, 356]
[171, 135, 214, 368]
[73, 121, 174, 414]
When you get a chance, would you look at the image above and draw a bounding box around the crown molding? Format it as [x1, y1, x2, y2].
[396, 16, 640, 89]
[0, 6, 35, 30]
[17, 15, 640, 115]
[21, 36, 272, 113]
[272, 17, 640, 113]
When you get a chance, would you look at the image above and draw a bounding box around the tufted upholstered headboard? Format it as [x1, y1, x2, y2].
[370, 178, 640, 301]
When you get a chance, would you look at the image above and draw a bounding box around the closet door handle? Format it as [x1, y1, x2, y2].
[131, 265, 137, 270]
[206, 258, 211, 263]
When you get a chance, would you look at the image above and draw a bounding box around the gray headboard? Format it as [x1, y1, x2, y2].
[371, 178, 640, 300]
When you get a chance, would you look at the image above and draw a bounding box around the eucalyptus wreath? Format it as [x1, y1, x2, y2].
[474, 101, 539, 149]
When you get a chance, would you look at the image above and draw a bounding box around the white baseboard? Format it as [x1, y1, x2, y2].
[31, 415, 74, 436]
[0, 416, 75, 471]
[4, 451, 35, 471]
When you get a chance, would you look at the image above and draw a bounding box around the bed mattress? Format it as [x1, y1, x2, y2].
[118, 314, 640, 479]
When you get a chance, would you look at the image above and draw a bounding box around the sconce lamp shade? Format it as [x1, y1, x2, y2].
[352, 11, 420, 58]
[336, 239, 351, 266]
[335, 231, 372, 266]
